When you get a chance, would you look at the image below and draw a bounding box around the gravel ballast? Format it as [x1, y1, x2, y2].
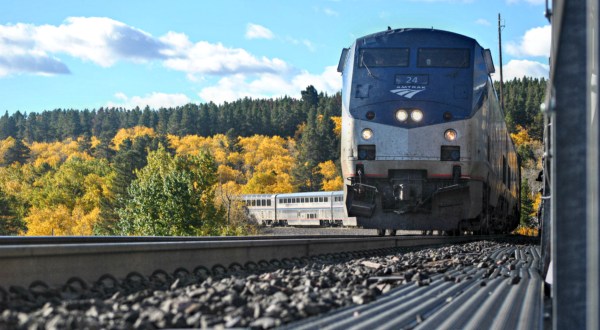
[0, 239, 537, 329]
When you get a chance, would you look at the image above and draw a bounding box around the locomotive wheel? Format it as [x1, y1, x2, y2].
[388, 229, 397, 236]
[377, 229, 386, 236]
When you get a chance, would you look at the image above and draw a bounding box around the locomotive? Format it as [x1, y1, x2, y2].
[338, 28, 520, 236]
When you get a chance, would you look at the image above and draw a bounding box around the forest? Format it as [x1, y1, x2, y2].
[0, 78, 546, 236]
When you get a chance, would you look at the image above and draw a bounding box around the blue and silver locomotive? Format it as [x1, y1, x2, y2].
[339, 28, 519, 236]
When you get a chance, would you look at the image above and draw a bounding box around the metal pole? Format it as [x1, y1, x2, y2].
[498, 13, 504, 111]
[586, 0, 600, 328]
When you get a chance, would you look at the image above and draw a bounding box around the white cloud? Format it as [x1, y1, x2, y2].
[322, 8, 339, 16]
[302, 40, 317, 52]
[198, 65, 341, 104]
[284, 36, 318, 52]
[1, 17, 339, 105]
[506, 25, 551, 57]
[0, 17, 167, 76]
[245, 23, 274, 40]
[475, 18, 491, 26]
[107, 92, 191, 109]
[0, 17, 288, 78]
[35, 17, 167, 67]
[0, 23, 70, 76]
[495, 59, 549, 81]
[161, 34, 290, 77]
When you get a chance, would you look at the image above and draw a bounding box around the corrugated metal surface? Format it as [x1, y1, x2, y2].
[286, 245, 542, 330]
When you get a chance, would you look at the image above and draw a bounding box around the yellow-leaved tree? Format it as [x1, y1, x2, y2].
[319, 160, 343, 191]
[112, 126, 156, 151]
[239, 135, 296, 193]
[29, 138, 92, 168]
[331, 116, 342, 137]
[23, 157, 112, 236]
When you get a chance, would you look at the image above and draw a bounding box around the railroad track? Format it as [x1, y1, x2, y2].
[0, 235, 541, 329]
[0, 235, 484, 288]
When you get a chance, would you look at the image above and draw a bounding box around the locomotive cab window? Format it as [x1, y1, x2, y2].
[417, 48, 470, 68]
[359, 48, 409, 67]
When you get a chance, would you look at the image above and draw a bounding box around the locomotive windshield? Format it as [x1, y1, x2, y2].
[359, 48, 409, 67]
[417, 48, 470, 68]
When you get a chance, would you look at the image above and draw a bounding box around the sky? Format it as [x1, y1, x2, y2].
[0, 0, 551, 114]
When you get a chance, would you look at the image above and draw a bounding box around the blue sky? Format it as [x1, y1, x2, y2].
[0, 0, 550, 114]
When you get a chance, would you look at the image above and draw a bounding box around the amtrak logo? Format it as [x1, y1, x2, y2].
[390, 86, 426, 99]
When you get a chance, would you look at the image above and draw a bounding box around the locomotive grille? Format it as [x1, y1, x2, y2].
[358, 145, 376, 160]
[441, 145, 460, 161]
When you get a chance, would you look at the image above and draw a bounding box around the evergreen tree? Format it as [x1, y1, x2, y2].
[2, 138, 30, 166]
[301, 85, 319, 108]
[92, 134, 115, 160]
[0, 111, 17, 140]
[13, 111, 26, 140]
[180, 104, 198, 135]
[293, 108, 323, 191]
[77, 133, 93, 154]
[0, 188, 26, 235]
[138, 106, 155, 128]
[157, 108, 170, 134]
[79, 109, 92, 137]
[23, 114, 37, 143]
[520, 178, 534, 227]
[167, 108, 182, 134]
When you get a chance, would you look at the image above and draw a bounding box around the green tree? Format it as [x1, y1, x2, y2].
[117, 147, 225, 236]
[520, 178, 534, 227]
[0, 187, 26, 235]
[97, 136, 173, 234]
[0, 111, 17, 140]
[2, 138, 30, 166]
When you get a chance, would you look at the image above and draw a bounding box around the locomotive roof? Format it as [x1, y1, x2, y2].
[355, 28, 478, 47]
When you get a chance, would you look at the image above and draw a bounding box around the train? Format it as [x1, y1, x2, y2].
[241, 191, 357, 227]
[338, 28, 520, 236]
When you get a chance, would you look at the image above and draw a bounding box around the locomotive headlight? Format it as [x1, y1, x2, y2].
[444, 129, 458, 141]
[411, 109, 424, 122]
[361, 128, 374, 140]
[395, 109, 409, 122]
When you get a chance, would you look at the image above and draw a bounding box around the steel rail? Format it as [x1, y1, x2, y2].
[0, 235, 384, 245]
[0, 235, 490, 289]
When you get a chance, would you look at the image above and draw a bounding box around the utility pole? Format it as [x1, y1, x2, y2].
[498, 13, 505, 111]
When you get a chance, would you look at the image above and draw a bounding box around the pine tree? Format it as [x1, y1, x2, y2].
[0, 111, 17, 140]
[294, 108, 322, 191]
[520, 178, 534, 227]
[2, 138, 30, 165]
[0, 187, 26, 235]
